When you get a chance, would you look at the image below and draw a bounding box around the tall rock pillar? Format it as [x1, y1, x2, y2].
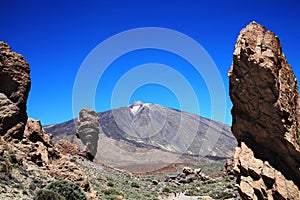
[76, 108, 100, 161]
[0, 42, 31, 140]
[229, 22, 300, 199]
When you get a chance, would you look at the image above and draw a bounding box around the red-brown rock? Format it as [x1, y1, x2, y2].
[54, 139, 80, 155]
[229, 22, 300, 199]
[0, 42, 31, 139]
[0, 42, 96, 199]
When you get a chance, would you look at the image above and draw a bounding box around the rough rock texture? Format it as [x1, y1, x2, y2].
[165, 167, 209, 185]
[229, 22, 300, 199]
[20, 119, 90, 189]
[0, 42, 96, 199]
[0, 42, 31, 139]
[0, 118, 97, 199]
[223, 158, 235, 179]
[76, 108, 100, 161]
[54, 139, 80, 155]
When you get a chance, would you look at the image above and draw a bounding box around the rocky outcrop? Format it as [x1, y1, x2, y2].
[19, 119, 89, 187]
[0, 118, 96, 199]
[0, 42, 31, 139]
[24, 118, 52, 147]
[0, 42, 96, 199]
[76, 108, 100, 161]
[165, 167, 209, 185]
[229, 22, 300, 199]
[54, 139, 80, 155]
[223, 158, 235, 180]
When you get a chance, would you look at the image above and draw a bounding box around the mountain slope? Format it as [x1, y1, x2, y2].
[45, 102, 236, 171]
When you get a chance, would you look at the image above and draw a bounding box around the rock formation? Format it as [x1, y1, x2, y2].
[165, 167, 209, 185]
[223, 158, 235, 180]
[0, 42, 96, 199]
[229, 22, 300, 199]
[54, 139, 80, 155]
[76, 108, 100, 161]
[0, 42, 31, 139]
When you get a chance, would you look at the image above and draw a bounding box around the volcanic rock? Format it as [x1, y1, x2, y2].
[165, 167, 209, 185]
[54, 139, 80, 155]
[76, 108, 100, 161]
[0, 42, 31, 139]
[24, 118, 52, 146]
[223, 158, 235, 179]
[0, 42, 96, 199]
[229, 22, 300, 199]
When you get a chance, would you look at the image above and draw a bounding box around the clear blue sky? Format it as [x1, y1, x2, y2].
[1, 0, 300, 126]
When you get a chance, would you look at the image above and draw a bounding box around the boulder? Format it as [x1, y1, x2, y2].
[165, 167, 209, 185]
[183, 167, 193, 175]
[229, 22, 300, 199]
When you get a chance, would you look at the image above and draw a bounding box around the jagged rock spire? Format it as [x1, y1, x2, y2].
[229, 22, 300, 199]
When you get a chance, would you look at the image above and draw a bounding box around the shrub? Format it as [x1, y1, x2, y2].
[130, 181, 140, 188]
[102, 188, 123, 196]
[35, 189, 65, 200]
[185, 189, 202, 196]
[162, 186, 172, 193]
[218, 191, 234, 199]
[44, 180, 87, 200]
[107, 181, 114, 187]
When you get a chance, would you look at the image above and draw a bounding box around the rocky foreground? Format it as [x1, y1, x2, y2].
[0, 41, 97, 199]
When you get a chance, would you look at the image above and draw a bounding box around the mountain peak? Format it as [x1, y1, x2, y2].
[130, 100, 144, 106]
[46, 103, 236, 157]
[128, 100, 150, 115]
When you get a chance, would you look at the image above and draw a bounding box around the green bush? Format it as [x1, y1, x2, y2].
[35, 189, 65, 200]
[162, 186, 172, 193]
[218, 191, 234, 199]
[44, 180, 87, 200]
[102, 188, 123, 196]
[185, 189, 202, 196]
[130, 181, 140, 188]
[107, 181, 114, 187]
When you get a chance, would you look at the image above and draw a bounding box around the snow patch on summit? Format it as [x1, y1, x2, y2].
[130, 104, 142, 115]
[128, 101, 150, 115]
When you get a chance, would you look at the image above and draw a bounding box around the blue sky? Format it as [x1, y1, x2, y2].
[1, 0, 300, 126]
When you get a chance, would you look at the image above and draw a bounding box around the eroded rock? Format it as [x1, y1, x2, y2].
[165, 167, 209, 185]
[76, 108, 100, 161]
[54, 139, 80, 155]
[0, 42, 96, 199]
[223, 158, 235, 179]
[229, 22, 300, 199]
[0, 42, 31, 139]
